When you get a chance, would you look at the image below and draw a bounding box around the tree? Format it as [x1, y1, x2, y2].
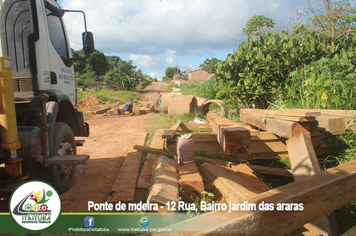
[165, 67, 180, 80]
[199, 58, 222, 73]
[73, 49, 108, 76]
[106, 56, 122, 71]
[104, 60, 139, 91]
[243, 15, 276, 38]
[302, 0, 356, 47]
[86, 50, 108, 75]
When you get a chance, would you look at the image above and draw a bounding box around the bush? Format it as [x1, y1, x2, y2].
[284, 57, 356, 110]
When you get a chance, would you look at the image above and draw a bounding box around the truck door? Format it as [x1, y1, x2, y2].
[44, 0, 76, 104]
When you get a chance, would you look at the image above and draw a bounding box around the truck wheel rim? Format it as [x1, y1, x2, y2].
[56, 138, 74, 179]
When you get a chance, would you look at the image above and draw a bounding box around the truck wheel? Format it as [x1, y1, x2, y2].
[50, 122, 76, 193]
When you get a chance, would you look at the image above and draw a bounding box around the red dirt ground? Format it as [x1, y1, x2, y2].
[61, 82, 169, 212]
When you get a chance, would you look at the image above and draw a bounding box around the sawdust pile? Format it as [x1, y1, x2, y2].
[76, 94, 107, 109]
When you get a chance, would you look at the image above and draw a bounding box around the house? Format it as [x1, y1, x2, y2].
[82, 81, 106, 91]
[188, 69, 215, 81]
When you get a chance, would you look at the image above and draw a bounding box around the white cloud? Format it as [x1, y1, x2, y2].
[59, 0, 310, 74]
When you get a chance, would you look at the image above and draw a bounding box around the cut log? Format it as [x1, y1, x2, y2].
[95, 107, 110, 114]
[162, 120, 182, 139]
[146, 156, 179, 212]
[178, 162, 205, 202]
[199, 162, 270, 202]
[168, 160, 356, 235]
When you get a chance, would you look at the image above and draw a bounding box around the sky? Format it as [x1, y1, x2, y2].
[58, 0, 311, 80]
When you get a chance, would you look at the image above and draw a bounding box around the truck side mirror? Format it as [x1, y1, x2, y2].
[82, 32, 95, 56]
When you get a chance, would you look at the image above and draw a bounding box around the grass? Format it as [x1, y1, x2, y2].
[168, 82, 201, 96]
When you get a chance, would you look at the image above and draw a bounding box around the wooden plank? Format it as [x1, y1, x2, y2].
[250, 140, 287, 154]
[240, 108, 321, 118]
[342, 225, 356, 236]
[168, 160, 356, 235]
[178, 123, 212, 132]
[47, 154, 89, 165]
[137, 129, 165, 189]
[240, 112, 310, 139]
[193, 156, 293, 177]
[178, 162, 205, 202]
[146, 156, 179, 212]
[170, 133, 217, 142]
[287, 132, 340, 235]
[107, 132, 147, 202]
[199, 163, 270, 202]
[245, 164, 293, 177]
[162, 120, 182, 139]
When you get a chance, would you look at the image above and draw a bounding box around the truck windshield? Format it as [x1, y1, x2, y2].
[46, 9, 69, 58]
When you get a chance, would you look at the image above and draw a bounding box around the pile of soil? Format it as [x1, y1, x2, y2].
[76, 94, 107, 109]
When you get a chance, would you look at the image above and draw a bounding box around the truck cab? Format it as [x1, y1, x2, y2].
[0, 0, 94, 192]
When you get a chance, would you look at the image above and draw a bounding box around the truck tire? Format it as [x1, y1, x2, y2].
[50, 122, 76, 193]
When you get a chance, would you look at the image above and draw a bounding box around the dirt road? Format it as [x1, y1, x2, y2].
[61, 82, 169, 212]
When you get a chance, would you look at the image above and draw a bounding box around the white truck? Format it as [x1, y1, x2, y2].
[0, 0, 95, 192]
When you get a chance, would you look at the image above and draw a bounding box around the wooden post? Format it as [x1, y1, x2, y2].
[287, 131, 340, 235]
[162, 120, 182, 139]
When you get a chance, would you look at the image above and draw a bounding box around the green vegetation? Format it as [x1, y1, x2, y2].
[73, 51, 155, 91]
[162, 67, 180, 82]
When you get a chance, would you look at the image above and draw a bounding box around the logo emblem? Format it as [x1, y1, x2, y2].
[9, 180, 61, 230]
[84, 216, 95, 227]
[138, 216, 150, 227]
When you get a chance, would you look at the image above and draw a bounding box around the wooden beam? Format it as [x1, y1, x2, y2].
[107, 132, 147, 202]
[245, 164, 293, 177]
[168, 160, 356, 235]
[146, 156, 179, 212]
[240, 108, 321, 118]
[178, 162, 204, 202]
[207, 113, 254, 155]
[162, 120, 182, 139]
[240, 112, 311, 139]
[287, 132, 340, 235]
[199, 162, 270, 202]
[133, 145, 172, 157]
[316, 116, 345, 135]
[137, 129, 165, 189]
[178, 123, 212, 132]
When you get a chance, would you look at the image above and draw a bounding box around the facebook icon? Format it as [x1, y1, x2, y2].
[84, 216, 95, 227]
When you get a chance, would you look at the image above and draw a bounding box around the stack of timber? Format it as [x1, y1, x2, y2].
[164, 112, 343, 160]
[132, 109, 356, 235]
